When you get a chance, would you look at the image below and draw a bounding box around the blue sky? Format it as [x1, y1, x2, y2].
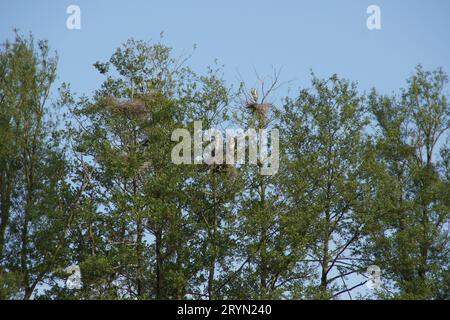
[1, 0, 450, 99]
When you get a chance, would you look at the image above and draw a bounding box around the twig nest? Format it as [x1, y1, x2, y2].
[246, 102, 271, 119]
[106, 96, 146, 118]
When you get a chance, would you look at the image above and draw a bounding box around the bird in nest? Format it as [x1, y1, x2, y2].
[250, 88, 258, 103]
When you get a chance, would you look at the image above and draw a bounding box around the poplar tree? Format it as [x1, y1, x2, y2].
[0, 32, 77, 299]
[1, 32, 448, 300]
[364, 66, 449, 299]
[278, 75, 370, 299]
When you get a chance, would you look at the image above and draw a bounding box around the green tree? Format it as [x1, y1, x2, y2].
[0, 32, 78, 299]
[278, 75, 370, 299]
[62, 38, 191, 299]
[364, 66, 449, 299]
[1, 31, 448, 300]
[62, 39, 242, 300]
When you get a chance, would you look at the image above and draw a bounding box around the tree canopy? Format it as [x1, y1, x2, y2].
[0, 32, 448, 300]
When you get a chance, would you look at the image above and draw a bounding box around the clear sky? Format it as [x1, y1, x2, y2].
[1, 0, 450, 99]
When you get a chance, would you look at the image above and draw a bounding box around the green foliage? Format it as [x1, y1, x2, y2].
[363, 65, 449, 299]
[0, 33, 448, 300]
[0, 31, 74, 299]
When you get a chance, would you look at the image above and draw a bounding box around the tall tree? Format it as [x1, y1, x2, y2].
[180, 66, 245, 300]
[222, 74, 301, 299]
[0, 32, 78, 299]
[62, 39, 241, 299]
[1, 31, 448, 300]
[278, 75, 370, 299]
[364, 66, 449, 299]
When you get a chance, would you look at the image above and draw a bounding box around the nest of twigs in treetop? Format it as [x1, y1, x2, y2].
[105, 96, 146, 118]
[246, 102, 271, 118]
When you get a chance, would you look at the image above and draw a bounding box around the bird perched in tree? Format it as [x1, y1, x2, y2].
[250, 88, 258, 103]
